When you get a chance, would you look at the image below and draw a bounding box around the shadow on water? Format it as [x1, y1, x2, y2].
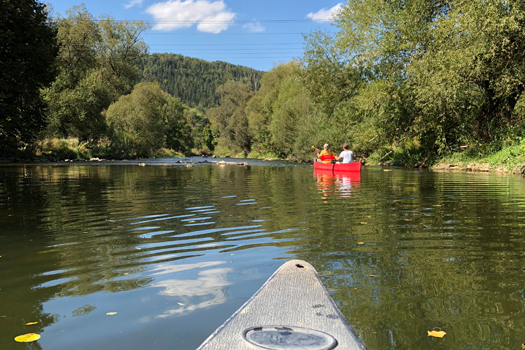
[1, 162, 525, 349]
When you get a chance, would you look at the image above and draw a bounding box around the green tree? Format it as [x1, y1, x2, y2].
[0, 0, 58, 153]
[43, 5, 148, 143]
[208, 81, 254, 155]
[106, 82, 192, 157]
[246, 62, 315, 159]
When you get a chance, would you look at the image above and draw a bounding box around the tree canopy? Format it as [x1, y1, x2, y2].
[106, 82, 193, 157]
[43, 5, 148, 143]
[0, 0, 58, 152]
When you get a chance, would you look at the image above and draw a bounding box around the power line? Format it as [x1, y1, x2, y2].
[148, 20, 319, 24]
[147, 48, 304, 51]
[148, 43, 304, 47]
[112, 19, 329, 24]
[144, 32, 308, 35]
[179, 56, 302, 59]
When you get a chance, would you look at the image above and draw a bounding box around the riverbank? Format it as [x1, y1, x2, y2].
[431, 143, 525, 175]
[4, 138, 525, 176]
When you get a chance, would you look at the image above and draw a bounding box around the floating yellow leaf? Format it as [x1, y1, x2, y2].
[368, 274, 377, 277]
[14, 333, 40, 342]
[427, 330, 446, 338]
[177, 302, 185, 306]
[383, 169, 392, 172]
[106, 312, 117, 316]
[357, 242, 364, 245]
[360, 222, 367, 225]
[25, 322, 38, 326]
[188, 221, 195, 223]
[433, 204, 442, 207]
[363, 216, 371, 219]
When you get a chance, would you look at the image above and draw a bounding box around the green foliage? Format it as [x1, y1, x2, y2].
[246, 62, 315, 159]
[105, 82, 193, 157]
[187, 107, 217, 152]
[35, 138, 93, 160]
[164, 98, 194, 155]
[436, 141, 525, 174]
[139, 53, 264, 108]
[0, 0, 58, 154]
[43, 5, 148, 142]
[328, 0, 525, 164]
[208, 80, 254, 155]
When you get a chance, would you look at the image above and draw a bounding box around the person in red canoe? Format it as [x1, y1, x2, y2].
[315, 144, 335, 163]
[335, 143, 354, 163]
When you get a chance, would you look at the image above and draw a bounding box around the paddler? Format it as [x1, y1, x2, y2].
[335, 143, 354, 163]
[315, 143, 335, 163]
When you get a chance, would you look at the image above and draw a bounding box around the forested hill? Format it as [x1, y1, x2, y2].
[139, 53, 264, 108]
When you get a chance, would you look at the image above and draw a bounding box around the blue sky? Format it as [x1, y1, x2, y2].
[46, 0, 343, 71]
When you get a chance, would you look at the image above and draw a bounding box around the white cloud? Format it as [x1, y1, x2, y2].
[146, 0, 236, 34]
[243, 20, 265, 33]
[124, 0, 143, 9]
[306, 3, 343, 23]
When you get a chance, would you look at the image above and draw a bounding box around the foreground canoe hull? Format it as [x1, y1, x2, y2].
[313, 161, 362, 172]
[197, 260, 367, 350]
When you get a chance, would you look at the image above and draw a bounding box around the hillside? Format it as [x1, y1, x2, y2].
[139, 53, 264, 108]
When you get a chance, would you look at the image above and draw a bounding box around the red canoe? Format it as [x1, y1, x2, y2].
[313, 160, 361, 172]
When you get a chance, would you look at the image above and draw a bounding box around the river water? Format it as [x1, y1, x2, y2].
[1, 158, 524, 350]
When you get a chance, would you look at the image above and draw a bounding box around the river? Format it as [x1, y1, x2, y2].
[1, 158, 524, 350]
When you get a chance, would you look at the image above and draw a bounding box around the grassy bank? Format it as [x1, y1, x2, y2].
[433, 143, 525, 175]
[32, 138, 185, 161]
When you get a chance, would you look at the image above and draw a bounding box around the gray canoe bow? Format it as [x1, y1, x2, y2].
[197, 259, 367, 350]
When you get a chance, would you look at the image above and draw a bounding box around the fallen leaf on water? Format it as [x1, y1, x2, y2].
[14, 333, 40, 342]
[106, 312, 117, 316]
[177, 302, 185, 306]
[353, 288, 357, 290]
[433, 204, 442, 207]
[363, 216, 371, 219]
[383, 169, 392, 172]
[360, 222, 367, 225]
[368, 274, 377, 277]
[25, 322, 38, 326]
[427, 330, 446, 338]
[188, 221, 195, 223]
[358, 242, 364, 245]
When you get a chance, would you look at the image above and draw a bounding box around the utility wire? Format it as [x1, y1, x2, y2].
[144, 32, 309, 35]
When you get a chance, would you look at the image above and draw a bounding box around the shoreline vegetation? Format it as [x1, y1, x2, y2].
[2, 137, 525, 176]
[3, 2, 525, 177]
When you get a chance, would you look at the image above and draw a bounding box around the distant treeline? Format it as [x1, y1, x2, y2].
[139, 54, 263, 108]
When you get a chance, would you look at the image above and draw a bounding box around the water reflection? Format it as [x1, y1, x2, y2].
[314, 169, 361, 199]
[2, 163, 525, 350]
[150, 261, 231, 318]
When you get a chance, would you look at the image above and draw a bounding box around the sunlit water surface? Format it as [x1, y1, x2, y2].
[1, 158, 525, 350]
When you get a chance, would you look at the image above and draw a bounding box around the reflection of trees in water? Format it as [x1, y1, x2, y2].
[297, 170, 525, 350]
[3, 164, 525, 349]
